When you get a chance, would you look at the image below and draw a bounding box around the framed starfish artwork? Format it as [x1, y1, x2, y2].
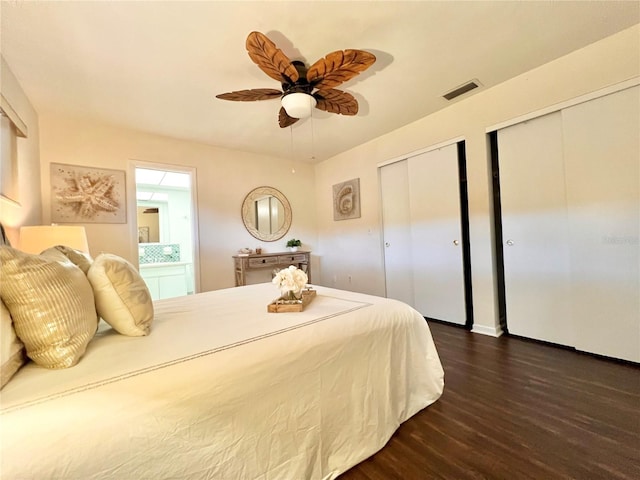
[50, 163, 126, 224]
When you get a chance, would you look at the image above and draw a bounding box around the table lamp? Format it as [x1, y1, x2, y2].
[18, 225, 89, 254]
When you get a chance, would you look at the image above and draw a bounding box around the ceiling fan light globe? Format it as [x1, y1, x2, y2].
[281, 93, 316, 119]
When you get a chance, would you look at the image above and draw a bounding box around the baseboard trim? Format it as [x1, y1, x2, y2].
[507, 333, 639, 366]
[471, 324, 503, 338]
[425, 318, 503, 338]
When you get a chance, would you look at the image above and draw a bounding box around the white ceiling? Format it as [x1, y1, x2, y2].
[2, 1, 638, 163]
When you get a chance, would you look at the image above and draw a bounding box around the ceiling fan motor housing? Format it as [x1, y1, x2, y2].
[281, 60, 313, 94]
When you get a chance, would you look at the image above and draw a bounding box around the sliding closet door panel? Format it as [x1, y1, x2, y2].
[380, 160, 415, 307]
[498, 112, 573, 345]
[562, 86, 640, 362]
[408, 145, 466, 324]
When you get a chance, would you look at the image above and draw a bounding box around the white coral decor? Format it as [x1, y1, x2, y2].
[272, 265, 308, 300]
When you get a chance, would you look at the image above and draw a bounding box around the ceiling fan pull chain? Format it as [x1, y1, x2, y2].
[290, 126, 296, 174]
[310, 114, 316, 162]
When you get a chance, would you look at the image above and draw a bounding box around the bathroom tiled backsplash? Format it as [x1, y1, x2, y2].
[139, 243, 181, 264]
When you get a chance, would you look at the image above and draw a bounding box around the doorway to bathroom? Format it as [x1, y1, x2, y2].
[131, 161, 199, 300]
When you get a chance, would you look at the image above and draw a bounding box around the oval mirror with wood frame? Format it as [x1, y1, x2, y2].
[241, 186, 292, 242]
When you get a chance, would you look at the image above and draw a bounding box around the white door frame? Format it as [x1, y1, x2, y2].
[127, 159, 200, 295]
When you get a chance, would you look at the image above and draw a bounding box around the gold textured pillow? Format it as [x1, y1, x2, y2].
[42, 245, 93, 275]
[0, 246, 98, 369]
[1, 300, 26, 388]
[87, 253, 154, 336]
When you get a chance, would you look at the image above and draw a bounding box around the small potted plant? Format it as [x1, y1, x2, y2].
[286, 238, 302, 252]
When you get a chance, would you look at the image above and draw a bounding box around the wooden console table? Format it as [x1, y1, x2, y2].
[233, 251, 311, 287]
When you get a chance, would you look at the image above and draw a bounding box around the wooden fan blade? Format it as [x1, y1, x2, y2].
[246, 31, 299, 84]
[314, 89, 359, 116]
[307, 49, 376, 89]
[279, 107, 300, 128]
[216, 89, 282, 101]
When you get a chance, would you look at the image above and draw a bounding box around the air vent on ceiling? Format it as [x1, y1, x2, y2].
[443, 79, 480, 101]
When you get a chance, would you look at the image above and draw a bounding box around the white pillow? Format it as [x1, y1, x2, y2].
[1, 300, 26, 388]
[87, 253, 154, 336]
[41, 245, 93, 275]
[0, 246, 98, 369]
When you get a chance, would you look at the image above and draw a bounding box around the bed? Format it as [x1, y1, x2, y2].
[1, 279, 444, 479]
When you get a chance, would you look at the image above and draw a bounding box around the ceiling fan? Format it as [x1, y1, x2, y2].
[216, 31, 376, 128]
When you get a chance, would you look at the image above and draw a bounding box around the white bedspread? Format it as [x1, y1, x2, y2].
[0, 283, 444, 480]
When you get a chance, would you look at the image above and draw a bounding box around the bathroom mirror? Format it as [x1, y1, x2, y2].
[137, 202, 167, 243]
[241, 186, 292, 242]
[136, 204, 162, 243]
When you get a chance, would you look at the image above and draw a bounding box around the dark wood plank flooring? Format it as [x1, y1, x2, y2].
[340, 321, 640, 479]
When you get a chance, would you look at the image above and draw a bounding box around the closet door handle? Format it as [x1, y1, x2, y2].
[452, 240, 460, 246]
[385, 242, 391, 247]
[506, 239, 514, 246]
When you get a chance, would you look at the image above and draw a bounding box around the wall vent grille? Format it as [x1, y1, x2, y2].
[443, 80, 480, 101]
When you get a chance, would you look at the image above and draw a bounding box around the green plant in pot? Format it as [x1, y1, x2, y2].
[286, 238, 302, 252]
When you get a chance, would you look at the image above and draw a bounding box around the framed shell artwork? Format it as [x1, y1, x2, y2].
[333, 178, 361, 221]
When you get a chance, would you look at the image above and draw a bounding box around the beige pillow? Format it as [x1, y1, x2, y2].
[1, 300, 26, 388]
[42, 245, 93, 274]
[87, 253, 154, 336]
[0, 246, 98, 369]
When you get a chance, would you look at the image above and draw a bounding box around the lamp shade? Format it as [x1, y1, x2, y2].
[19, 226, 89, 254]
[281, 93, 317, 119]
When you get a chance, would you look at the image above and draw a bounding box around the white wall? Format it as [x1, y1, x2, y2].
[313, 25, 640, 335]
[37, 114, 317, 293]
[0, 57, 42, 243]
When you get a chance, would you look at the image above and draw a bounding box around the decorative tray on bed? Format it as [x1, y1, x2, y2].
[267, 288, 317, 313]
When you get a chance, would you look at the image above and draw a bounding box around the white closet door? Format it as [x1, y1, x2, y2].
[407, 145, 466, 324]
[562, 86, 640, 362]
[380, 160, 415, 307]
[498, 112, 574, 346]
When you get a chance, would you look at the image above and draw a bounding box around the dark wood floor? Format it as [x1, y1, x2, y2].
[340, 321, 640, 480]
